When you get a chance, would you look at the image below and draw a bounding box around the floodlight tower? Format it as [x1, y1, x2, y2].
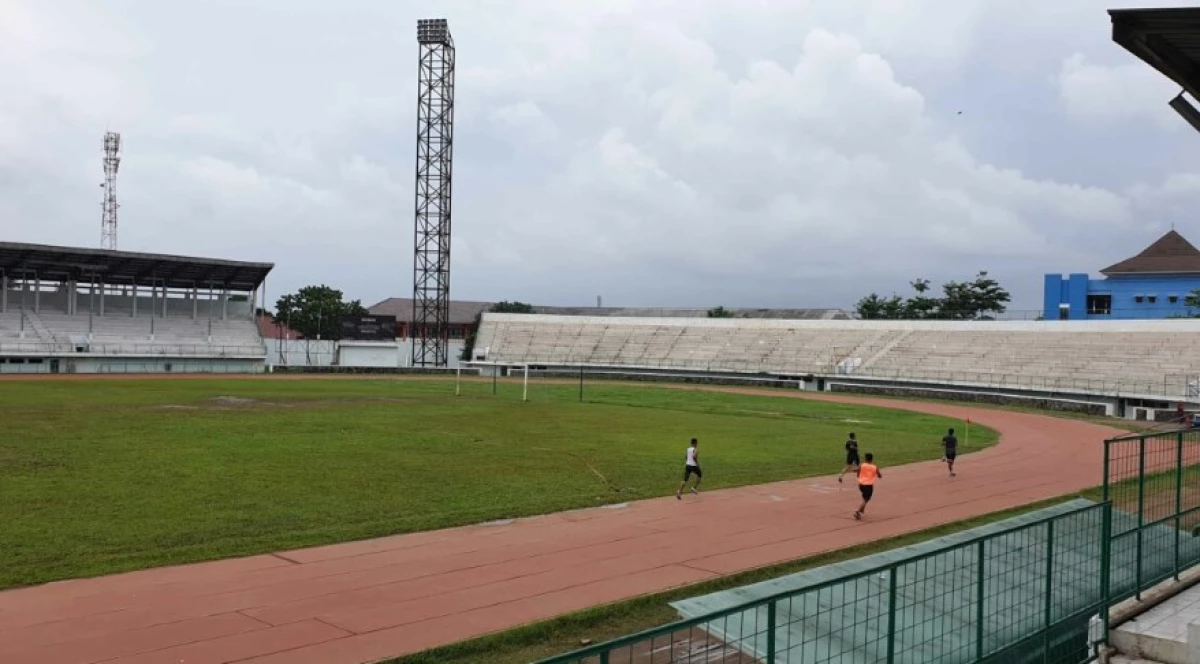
[100, 132, 121, 250]
[411, 18, 456, 367]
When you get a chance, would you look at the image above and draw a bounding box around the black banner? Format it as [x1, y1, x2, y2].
[341, 315, 397, 341]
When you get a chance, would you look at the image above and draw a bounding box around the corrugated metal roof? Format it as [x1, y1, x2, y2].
[0, 241, 273, 291]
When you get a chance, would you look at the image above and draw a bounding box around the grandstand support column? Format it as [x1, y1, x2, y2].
[222, 290, 228, 320]
[99, 278, 105, 316]
[131, 283, 137, 317]
[67, 278, 75, 315]
[34, 276, 40, 313]
[88, 274, 95, 339]
[191, 284, 197, 320]
[411, 18, 455, 367]
[1, 275, 6, 313]
[162, 286, 168, 317]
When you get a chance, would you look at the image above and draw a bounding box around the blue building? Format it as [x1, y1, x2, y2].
[1043, 230, 1200, 320]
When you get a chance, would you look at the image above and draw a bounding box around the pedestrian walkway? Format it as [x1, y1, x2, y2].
[0, 394, 1127, 664]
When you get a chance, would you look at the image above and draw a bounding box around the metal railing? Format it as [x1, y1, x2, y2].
[1102, 429, 1200, 604]
[0, 341, 264, 357]
[537, 504, 1110, 664]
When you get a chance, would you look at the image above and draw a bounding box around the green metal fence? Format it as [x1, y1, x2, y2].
[536, 503, 1110, 664]
[1101, 428, 1200, 610]
[533, 427, 1200, 664]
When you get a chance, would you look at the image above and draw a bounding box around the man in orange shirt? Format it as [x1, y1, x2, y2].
[853, 453, 882, 521]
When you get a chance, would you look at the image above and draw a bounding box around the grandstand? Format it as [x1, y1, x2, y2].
[473, 313, 1200, 416]
[0, 242, 272, 374]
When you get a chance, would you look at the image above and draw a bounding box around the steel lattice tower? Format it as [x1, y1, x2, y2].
[411, 18, 455, 367]
[101, 132, 122, 250]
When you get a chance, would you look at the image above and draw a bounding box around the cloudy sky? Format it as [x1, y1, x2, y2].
[2, 0, 1198, 313]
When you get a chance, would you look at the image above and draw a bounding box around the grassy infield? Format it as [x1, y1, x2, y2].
[0, 376, 1113, 663]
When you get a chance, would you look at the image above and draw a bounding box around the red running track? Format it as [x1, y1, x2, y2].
[0, 393, 1128, 664]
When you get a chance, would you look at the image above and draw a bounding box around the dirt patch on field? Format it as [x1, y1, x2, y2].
[210, 395, 259, 406]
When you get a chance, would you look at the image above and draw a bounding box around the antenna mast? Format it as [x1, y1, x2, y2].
[101, 132, 121, 250]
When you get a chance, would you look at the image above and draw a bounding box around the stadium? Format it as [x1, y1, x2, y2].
[4, 5, 1200, 664]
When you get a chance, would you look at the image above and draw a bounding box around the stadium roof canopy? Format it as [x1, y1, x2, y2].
[1110, 7, 1200, 100]
[0, 242, 274, 291]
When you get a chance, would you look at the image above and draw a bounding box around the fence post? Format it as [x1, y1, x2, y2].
[1175, 431, 1184, 581]
[887, 566, 898, 664]
[1102, 440, 1111, 503]
[766, 599, 777, 661]
[579, 365, 584, 403]
[1044, 519, 1056, 657]
[455, 366, 461, 396]
[492, 365, 498, 395]
[1099, 503, 1113, 655]
[523, 364, 529, 402]
[1136, 437, 1146, 600]
[976, 539, 986, 660]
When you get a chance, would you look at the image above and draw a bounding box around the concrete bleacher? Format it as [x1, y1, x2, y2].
[0, 288, 263, 359]
[474, 314, 1200, 400]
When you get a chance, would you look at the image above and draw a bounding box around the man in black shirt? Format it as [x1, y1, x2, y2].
[838, 432, 860, 483]
[942, 428, 958, 477]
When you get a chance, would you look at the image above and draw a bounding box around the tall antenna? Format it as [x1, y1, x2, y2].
[411, 19, 455, 367]
[100, 132, 121, 250]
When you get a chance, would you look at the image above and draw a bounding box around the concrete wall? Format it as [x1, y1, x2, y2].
[338, 342, 402, 368]
[264, 339, 467, 368]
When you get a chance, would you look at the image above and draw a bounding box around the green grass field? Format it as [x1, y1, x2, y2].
[0, 377, 996, 589]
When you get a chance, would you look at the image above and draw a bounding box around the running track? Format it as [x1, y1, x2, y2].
[0, 391, 1128, 664]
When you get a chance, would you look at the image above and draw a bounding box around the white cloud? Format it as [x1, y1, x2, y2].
[4, 0, 1200, 312]
[1057, 53, 1182, 129]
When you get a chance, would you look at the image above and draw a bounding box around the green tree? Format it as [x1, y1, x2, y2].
[1185, 289, 1200, 315]
[274, 285, 367, 340]
[706, 306, 734, 318]
[856, 271, 1010, 320]
[940, 271, 1011, 320]
[903, 279, 940, 319]
[460, 301, 536, 360]
[855, 293, 906, 319]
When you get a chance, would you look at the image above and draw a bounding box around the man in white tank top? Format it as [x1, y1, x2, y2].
[677, 438, 701, 499]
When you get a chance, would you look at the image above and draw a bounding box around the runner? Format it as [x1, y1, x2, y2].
[837, 432, 860, 483]
[677, 438, 701, 499]
[942, 428, 958, 477]
[853, 453, 881, 520]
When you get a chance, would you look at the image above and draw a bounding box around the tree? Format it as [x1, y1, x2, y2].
[903, 279, 940, 319]
[274, 285, 367, 340]
[460, 301, 536, 360]
[855, 293, 909, 320]
[855, 271, 1010, 320]
[1185, 289, 1200, 315]
[707, 306, 734, 318]
[489, 301, 535, 314]
[941, 271, 1011, 320]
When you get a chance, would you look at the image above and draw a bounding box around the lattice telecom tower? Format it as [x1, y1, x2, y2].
[100, 132, 122, 250]
[411, 18, 456, 367]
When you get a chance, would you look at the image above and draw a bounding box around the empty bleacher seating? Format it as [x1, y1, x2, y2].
[475, 314, 1200, 399]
